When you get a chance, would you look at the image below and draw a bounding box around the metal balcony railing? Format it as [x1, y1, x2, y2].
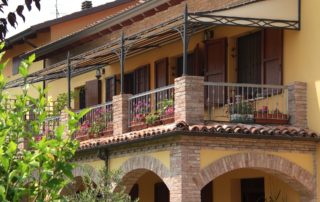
[204, 82, 289, 124]
[128, 85, 175, 129]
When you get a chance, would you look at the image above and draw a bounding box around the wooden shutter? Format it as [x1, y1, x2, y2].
[85, 79, 102, 107]
[134, 64, 150, 94]
[154, 182, 169, 202]
[201, 181, 213, 202]
[205, 38, 227, 82]
[262, 29, 283, 85]
[193, 44, 204, 76]
[155, 58, 168, 88]
[106, 76, 116, 102]
[124, 72, 134, 94]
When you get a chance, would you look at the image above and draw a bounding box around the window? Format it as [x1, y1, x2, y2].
[241, 178, 265, 202]
[12, 56, 22, 75]
[78, 86, 86, 110]
[237, 29, 283, 85]
[106, 76, 116, 102]
[124, 65, 150, 95]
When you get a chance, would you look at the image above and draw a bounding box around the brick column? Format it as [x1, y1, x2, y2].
[288, 82, 307, 128]
[174, 76, 204, 124]
[113, 94, 131, 136]
[170, 142, 201, 202]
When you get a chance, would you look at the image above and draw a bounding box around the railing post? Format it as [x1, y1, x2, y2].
[60, 107, 69, 139]
[288, 81, 307, 128]
[174, 76, 204, 124]
[113, 94, 131, 136]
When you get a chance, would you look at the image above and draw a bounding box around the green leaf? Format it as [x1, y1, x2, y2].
[19, 63, 28, 77]
[28, 53, 36, 64]
[1, 158, 9, 171]
[8, 141, 17, 154]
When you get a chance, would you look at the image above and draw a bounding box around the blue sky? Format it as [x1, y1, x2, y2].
[5, 0, 114, 38]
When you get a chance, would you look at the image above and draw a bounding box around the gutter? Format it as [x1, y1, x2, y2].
[22, 0, 172, 59]
[75, 131, 320, 155]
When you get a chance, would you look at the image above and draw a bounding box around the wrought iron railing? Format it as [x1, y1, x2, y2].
[43, 116, 60, 135]
[128, 85, 175, 128]
[76, 102, 113, 138]
[204, 82, 289, 124]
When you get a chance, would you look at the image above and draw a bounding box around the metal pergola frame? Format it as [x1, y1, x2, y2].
[6, 1, 300, 106]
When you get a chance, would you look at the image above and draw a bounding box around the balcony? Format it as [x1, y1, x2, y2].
[204, 82, 289, 125]
[44, 76, 306, 141]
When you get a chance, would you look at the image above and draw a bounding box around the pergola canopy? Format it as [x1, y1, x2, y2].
[189, 0, 300, 30]
[6, 0, 301, 89]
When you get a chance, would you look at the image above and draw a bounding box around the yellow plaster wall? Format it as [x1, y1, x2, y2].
[109, 151, 170, 171]
[213, 168, 300, 202]
[283, 0, 320, 133]
[136, 171, 163, 202]
[200, 149, 314, 174]
[81, 160, 105, 171]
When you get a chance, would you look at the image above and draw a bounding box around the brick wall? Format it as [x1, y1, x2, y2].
[288, 81, 308, 128]
[112, 94, 131, 136]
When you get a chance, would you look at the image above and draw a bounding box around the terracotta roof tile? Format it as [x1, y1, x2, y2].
[78, 122, 319, 150]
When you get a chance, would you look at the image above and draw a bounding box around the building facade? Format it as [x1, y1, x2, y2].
[4, 0, 320, 201]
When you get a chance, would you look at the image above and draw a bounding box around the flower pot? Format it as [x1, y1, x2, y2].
[161, 117, 175, 125]
[130, 121, 147, 131]
[230, 114, 254, 124]
[75, 134, 88, 141]
[147, 120, 162, 127]
[254, 113, 289, 124]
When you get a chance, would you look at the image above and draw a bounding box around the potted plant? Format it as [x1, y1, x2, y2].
[159, 98, 175, 124]
[229, 102, 254, 123]
[76, 121, 90, 141]
[130, 100, 149, 131]
[145, 112, 161, 127]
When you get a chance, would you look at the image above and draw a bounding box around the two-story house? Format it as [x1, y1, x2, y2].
[5, 0, 320, 202]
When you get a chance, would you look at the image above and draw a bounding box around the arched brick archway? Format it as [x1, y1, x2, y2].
[117, 156, 171, 193]
[193, 153, 316, 201]
[72, 164, 100, 184]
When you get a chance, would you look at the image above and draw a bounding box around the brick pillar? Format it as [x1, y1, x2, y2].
[288, 82, 307, 128]
[174, 76, 204, 124]
[170, 143, 201, 202]
[113, 94, 131, 136]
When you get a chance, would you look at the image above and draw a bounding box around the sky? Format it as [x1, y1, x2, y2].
[5, 0, 114, 38]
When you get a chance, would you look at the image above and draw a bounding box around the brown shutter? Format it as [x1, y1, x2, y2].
[193, 43, 204, 76]
[262, 29, 283, 85]
[106, 75, 116, 102]
[134, 64, 150, 94]
[124, 72, 134, 94]
[155, 58, 168, 88]
[154, 182, 169, 202]
[85, 79, 102, 107]
[205, 38, 227, 82]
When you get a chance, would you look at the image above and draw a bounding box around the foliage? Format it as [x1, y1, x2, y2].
[145, 112, 160, 125]
[0, 45, 88, 201]
[0, 0, 41, 40]
[132, 100, 149, 122]
[265, 190, 288, 202]
[52, 92, 74, 116]
[229, 102, 254, 115]
[65, 167, 138, 202]
[159, 98, 174, 117]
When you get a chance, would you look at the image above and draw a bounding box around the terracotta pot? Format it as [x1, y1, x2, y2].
[130, 121, 147, 131]
[254, 113, 289, 124]
[147, 120, 162, 127]
[75, 135, 88, 141]
[161, 117, 175, 125]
